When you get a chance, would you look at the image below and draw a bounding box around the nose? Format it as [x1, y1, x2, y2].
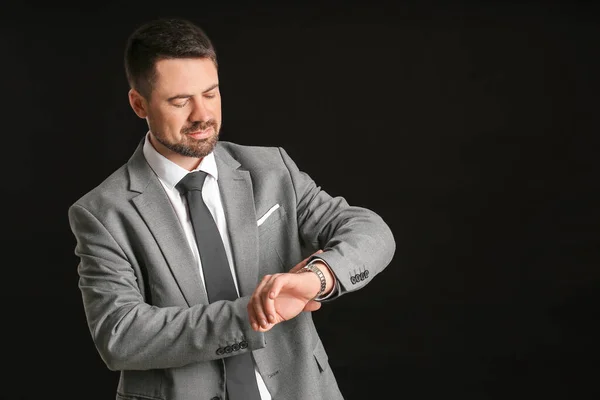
[188, 98, 211, 122]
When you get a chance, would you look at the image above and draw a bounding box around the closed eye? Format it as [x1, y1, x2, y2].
[173, 100, 189, 108]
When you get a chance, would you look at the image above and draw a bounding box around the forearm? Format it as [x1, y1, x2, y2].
[85, 290, 263, 371]
[71, 204, 265, 371]
[278, 147, 396, 299]
[308, 213, 395, 297]
[296, 177, 396, 295]
[297, 259, 335, 297]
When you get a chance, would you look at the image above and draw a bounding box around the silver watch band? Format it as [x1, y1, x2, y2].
[297, 261, 327, 299]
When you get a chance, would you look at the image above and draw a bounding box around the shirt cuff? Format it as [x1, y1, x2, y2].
[308, 257, 339, 302]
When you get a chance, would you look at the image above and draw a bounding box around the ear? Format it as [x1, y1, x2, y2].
[128, 89, 148, 118]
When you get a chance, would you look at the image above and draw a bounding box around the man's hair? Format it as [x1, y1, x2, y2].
[124, 18, 217, 99]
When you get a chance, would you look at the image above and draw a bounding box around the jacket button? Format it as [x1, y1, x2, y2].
[350, 276, 356, 284]
[232, 343, 240, 351]
[216, 347, 224, 355]
[240, 340, 248, 349]
[224, 345, 232, 353]
[365, 270, 369, 278]
[360, 271, 366, 280]
[354, 273, 360, 282]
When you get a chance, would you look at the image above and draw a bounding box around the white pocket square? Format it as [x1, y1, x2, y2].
[257, 204, 280, 226]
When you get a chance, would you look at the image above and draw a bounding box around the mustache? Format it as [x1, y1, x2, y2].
[182, 120, 218, 134]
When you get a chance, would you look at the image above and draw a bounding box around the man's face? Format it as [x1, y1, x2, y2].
[130, 57, 222, 168]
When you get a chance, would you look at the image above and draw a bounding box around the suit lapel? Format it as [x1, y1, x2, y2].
[127, 142, 208, 306]
[215, 146, 259, 298]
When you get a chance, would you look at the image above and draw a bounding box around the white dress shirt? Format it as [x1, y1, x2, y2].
[142, 133, 271, 400]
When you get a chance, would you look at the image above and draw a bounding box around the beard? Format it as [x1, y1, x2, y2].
[153, 120, 220, 158]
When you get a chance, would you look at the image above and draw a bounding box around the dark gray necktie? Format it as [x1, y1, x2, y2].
[176, 171, 262, 400]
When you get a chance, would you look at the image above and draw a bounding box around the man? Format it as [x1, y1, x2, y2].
[68, 17, 395, 400]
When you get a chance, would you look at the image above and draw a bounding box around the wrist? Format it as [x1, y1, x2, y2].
[296, 261, 327, 299]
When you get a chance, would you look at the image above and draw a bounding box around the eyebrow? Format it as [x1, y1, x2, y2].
[167, 84, 219, 102]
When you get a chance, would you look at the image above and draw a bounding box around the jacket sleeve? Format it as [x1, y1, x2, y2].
[68, 203, 265, 371]
[278, 147, 396, 301]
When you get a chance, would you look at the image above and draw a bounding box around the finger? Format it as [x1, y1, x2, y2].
[260, 274, 280, 324]
[252, 275, 273, 330]
[255, 324, 272, 333]
[247, 295, 260, 331]
[268, 273, 290, 300]
[248, 275, 270, 331]
[263, 274, 292, 323]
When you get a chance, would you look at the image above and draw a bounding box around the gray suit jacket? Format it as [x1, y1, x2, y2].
[68, 139, 395, 400]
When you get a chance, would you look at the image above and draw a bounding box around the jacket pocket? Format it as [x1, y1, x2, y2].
[258, 205, 290, 274]
[257, 204, 286, 234]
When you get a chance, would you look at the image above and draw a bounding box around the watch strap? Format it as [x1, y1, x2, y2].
[297, 261, 327, 299]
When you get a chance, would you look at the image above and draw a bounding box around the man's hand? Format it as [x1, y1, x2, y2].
[248, 250, 327, 332]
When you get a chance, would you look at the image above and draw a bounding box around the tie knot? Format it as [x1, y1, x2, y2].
[176, 171, 208, 194]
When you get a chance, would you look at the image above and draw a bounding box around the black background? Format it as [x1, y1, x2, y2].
[2, 0, 599, 399]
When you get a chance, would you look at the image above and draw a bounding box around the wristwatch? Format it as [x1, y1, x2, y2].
[297, 261, 327, 299]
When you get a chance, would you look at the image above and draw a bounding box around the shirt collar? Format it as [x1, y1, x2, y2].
[142, 131, 218, 190]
